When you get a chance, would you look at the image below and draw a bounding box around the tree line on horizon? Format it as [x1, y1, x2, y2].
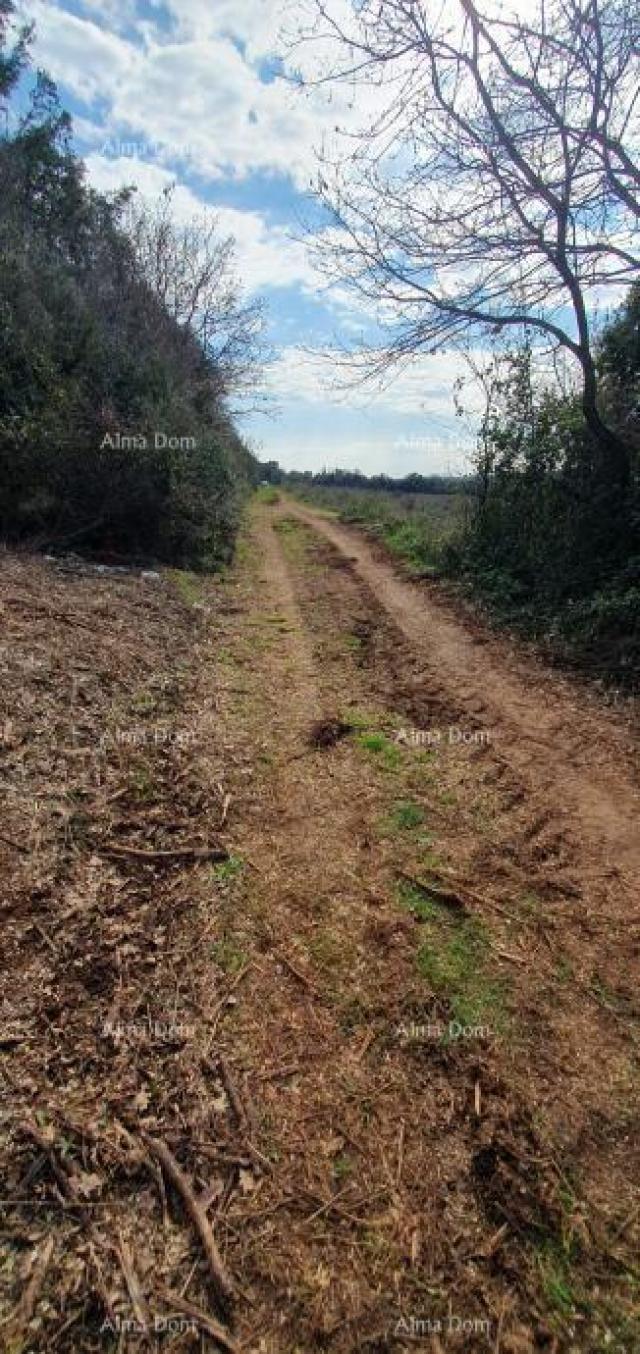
[260, 463, 473, 495]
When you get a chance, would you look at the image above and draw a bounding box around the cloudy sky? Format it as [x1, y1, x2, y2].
[22, 0, 479, 474]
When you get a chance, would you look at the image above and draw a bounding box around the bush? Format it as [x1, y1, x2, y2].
[0, 6, 262, 567]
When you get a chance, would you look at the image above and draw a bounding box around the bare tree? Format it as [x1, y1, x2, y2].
[127, 186, 269, 411]
[292, 0, 639, 486]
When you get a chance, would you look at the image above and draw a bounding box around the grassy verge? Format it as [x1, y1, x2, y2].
[290, 485, 467, 576]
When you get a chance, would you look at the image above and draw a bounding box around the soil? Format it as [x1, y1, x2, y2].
[1, 500, 639, 1353]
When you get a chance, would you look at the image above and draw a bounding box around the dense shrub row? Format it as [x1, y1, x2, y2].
[452, 295, 640, 687]
[0, 3, 262, 568]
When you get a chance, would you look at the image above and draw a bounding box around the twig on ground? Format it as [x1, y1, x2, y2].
[3, 1236, 55, 1345]
[102, 842, 229, 863]
[115, 1230, 150, 1330]
[204, 962, 253, 1053]
[397, 870, 468, 912]
[214, 1058, 271, 1174]
[0, 831, 28, 854]
[276, 952, 322, 997]
[396, 1120, 405, 1187]
[21, 1122, 79, 1201]
[142, 1134, 235, 1308]
[156, 1287, 240, 1352]
[217, 1058, 252, 1132]
[32, 921, 57, 953]
[492, 946, 526, 964]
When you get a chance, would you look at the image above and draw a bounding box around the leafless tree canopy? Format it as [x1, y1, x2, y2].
[292, 0, 639, 470]
[127, 186, 270, 412]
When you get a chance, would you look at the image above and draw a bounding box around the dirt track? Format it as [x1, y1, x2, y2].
[289, 501, 640, 879]
[1, 501, 639, 1353]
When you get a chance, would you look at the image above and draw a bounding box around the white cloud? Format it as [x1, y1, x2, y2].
[84, 154, 320, 293]
[28, 0, 346, 187]
[257, 429, 474, 476]
[29, 2, 133, 100]
[267, 346, 486, 421]
[165, 0, 286, 59]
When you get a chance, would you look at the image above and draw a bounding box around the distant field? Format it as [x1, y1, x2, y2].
[289, 484, 470, 575]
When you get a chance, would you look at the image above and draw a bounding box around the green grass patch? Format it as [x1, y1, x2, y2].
[344, 632, 363, 652]
[210, 938, 246, 973]
[414, 906, 507, 1029]
[169, 569, 203, 606]
[554, 956, 574, 985]
[210, 853, 244, 883]
[398, 880, 441, 922]
[128, 763, 157, 803]
[536, 1239, 587, 1321]
[356, 730, 402, 771]
[272, 516, 300, 536]
[385, 799, 425, 832]
[340, 706, 381, 731]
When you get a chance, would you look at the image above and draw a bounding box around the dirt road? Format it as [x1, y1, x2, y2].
[2, 500, 639, 1352]
[289, 501, 640, 878]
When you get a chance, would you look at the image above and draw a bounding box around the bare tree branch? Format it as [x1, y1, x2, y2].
[291, 0, 639, 481]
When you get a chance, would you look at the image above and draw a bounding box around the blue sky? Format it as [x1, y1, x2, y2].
[21, 0, 478, 474]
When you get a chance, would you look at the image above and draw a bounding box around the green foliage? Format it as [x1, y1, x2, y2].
[416, 912, 506, 1029]
[356, 729, 402, 769]
[386, 800, 425, 832]
[293, 485, 465, 575]
[452, 324, 640, 687]
[0, 4, 261, 567]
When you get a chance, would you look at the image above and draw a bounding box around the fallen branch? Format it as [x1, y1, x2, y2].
[205, 962, 253, 1052]
[142, 1134, 235, 1308]
[215, 1058, 271, 1174]
[102, 843, 229, 863]
[492, 946, 526, 965]
[21, 1122, 79, 1201]
[115, 1231, 150, 1331]
[276, 952, 322, 996]
[397, 870, 468, 913]
[0, 831, 28, 854]
[217, 1059, 252, 1133]
[3, 1236, 55, 1346]
[156, 1286, 240, 1352]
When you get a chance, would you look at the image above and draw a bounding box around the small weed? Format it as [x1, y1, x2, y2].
[417, 913, 506, 1028]
[536, 1240, 585, 1320]
[308, 928, 352, 979]
[210, 938, 246, 974]
[333, 1153, 352, 1182]
[256, 486, 280, 504]
[344, 632, 363, 652]
[341, 707, 379, 730]
[385, 799, 425, 833]
[273, 517, 299, 535]
[169, 569, 203, 606]
[65, 810, 91, 846]
[589, 973, 629, 1015]
[357, 730, 402, 771]
[416, 850, 445, 878]
[129, 689, 157, 716]
[129, 764, 157, 803]
[338, 994, 370, 1033]
[519, 890, 543, 915]
[210, 853, 244, 883]
[398, 880, 441, 922]
[555, 956, 574, 984]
